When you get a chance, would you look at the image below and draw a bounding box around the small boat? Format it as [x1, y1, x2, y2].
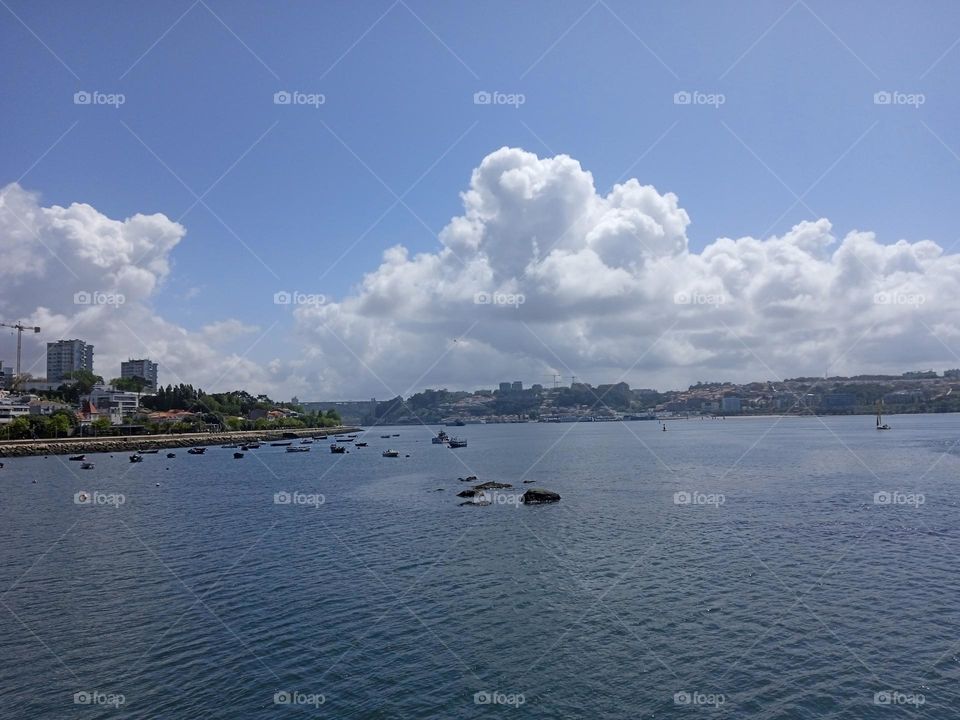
[355, 442, 368, 447]
[380, 435, 391, 439]
[662, 424, 667, 432]
[448, 438, 467, 448]
[382, 449, 400, 457]
[446, 419, 465, 427]
[432, 430, 449, 444]
[876, 401, 891, 430]
[188, 447, 206, 455]
[233, 452, 244, 459]
[81, 462, 94, 470]
[301, 439, 313, 444]
[221, 444, 239, 449]
[330, 444, 347, 454]
[68, 455, 85, 461]
[129, 454, 143, 463]
[246, 443, 261, 449]
[137, 449, 160, 454]
[271, 441, 292, 447]
[286, 446, 310, 453]
[240, 445, 249, 451]
[392, 433, 400, 437]
[166, 452, 176, 458]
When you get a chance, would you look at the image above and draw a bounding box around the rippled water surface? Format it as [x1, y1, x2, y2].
[2, 415, 960, 718]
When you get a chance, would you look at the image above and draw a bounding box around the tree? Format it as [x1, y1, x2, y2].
[48, 413, 71, 438]
[91, 417, 112, 435]
[60, 369, 104, 401]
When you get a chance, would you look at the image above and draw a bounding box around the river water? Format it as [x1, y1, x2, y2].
[1, 415, 958, 718]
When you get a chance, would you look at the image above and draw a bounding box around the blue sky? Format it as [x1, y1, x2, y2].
[2, 1, 960, 395]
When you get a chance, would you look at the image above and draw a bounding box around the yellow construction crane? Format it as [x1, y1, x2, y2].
[1, 321, 41, 388]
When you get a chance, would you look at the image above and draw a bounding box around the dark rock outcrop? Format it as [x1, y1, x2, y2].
[521, 488, 561, 504]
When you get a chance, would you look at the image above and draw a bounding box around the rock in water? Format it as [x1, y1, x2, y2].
[473, 481, 512, 490]
[457, 489, 479, 498]
[521, 488, 561, 504]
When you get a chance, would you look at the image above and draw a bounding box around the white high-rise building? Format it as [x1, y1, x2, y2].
[120, 358, 158, 392]
[46, 339, 94, 383]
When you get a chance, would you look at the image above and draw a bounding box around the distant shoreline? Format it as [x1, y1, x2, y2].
[0, 427, 360, 458]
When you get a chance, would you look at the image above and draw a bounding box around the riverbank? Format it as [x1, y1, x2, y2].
[0, 427, 361, 458]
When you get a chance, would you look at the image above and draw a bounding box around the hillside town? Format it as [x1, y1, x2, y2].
[0, 337, 338, 438]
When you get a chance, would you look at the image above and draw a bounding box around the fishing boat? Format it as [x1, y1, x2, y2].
[233, 452, 244, 459]
[129, 454, 143, 463]
[271, 441, 292, 447]
[355, 442, 368, 447]
[382, 449, 400, 457]
[876, 401, 891, 430]
[81, 462, 94, 470]
[286, 446, 310, 453]
[330, 444, 347, 454]
[447, 437, 467, 448]
[68, 455, 85, 461]
[188, 447, 206, 455]
[432, 430, 449, 444]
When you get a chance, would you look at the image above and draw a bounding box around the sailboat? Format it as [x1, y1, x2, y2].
[876, 400, 891, 430]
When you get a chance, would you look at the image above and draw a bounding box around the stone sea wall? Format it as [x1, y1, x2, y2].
[0, 427, 361, 458]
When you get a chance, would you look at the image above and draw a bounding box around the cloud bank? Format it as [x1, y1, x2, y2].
[294, 147, 960, 396]
[2, 147, 958, 400]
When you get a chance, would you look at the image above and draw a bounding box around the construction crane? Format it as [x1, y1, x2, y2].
[1, 321, 41, 387]
[544, 374, 561, 389]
